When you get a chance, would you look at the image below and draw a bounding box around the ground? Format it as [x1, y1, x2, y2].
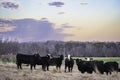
[0, 62, 120, 80]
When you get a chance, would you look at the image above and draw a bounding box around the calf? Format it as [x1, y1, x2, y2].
[65, 55, 74, 72]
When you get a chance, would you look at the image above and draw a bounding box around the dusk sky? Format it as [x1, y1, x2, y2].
[0, 0, 120, 42]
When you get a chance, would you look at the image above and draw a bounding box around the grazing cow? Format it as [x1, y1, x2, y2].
[16, 53, 40, 70]
[35, 54, 51, 71]
[49, 55, 64, 71]
[104, 62, 119, 74]
[76, 59, 119, 75]
[76, 59, 104, 74]
[65, 54, 74, 72]
[92, 60, 104, 74]
[76, 58, 93, 73]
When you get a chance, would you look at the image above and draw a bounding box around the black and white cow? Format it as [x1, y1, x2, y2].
[65, 54, 74, 72]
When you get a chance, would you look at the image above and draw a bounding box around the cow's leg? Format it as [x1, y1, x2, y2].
[106, 71, 109, 75]
[34, 64, 36, 69]
[81, 71, 84, 73]
[106, 71, 110, 75]
[59, 66, 61, 72]
[57, 66, 60, 72]
[58, 67, 60, 72]
[42, 65, 44, 71]
[65, 66, 67, 72]
[20, 63, 22, 69]
[42, 65, 46, 71]
[44, 65, 47, 71]
[71, 66, 73, 72]
[30, 64, 33, 70]
[56, 66, 60, 72]
[68, 67, 70, 72]
[106, 72, 108, 75]
[17, 63, 19, 69]
[47, 65, 49, 71]
[56, 66, 58, 71]
[70, 67, 71, 72]
[109, 72, 112, 75]
[17, 65, 19, 69]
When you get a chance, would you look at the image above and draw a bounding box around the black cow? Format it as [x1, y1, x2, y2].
[104, 62, 119, 74]
[16, 53, 40, 70]
[65, 55, 74, 72]
[76, 59, 93, 73]
[35, 54, 51, 71]
[76, 59, 104, 74]
[91, 60, 104, 74]
[76, 59, 119, 75]
[49, 55, 64, 71]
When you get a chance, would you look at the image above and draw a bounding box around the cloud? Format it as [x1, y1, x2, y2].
[0, 19, 15, 32]
[61, 23, 73, 28]
[48, 1, 64, 7]
[54, 23, 74, 33]
[0, 27, 15, 32]
[58, 12, 65, 15]
[80, 2, 88, 5]
[0, 1, 19, 10]
[0, 18, 72, 42]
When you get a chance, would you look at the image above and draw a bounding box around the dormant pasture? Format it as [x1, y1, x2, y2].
[0, 61, 120, 80]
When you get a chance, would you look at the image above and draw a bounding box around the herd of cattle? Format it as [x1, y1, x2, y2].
[16, 53, 120, 74]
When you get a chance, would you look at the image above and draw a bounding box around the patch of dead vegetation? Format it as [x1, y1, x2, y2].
[0, 62, 120, 80]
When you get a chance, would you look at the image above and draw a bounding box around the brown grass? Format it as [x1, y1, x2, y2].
[0, 61, 120, 80]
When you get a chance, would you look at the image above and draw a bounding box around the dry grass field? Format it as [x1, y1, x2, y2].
[0, 62, 120, 80]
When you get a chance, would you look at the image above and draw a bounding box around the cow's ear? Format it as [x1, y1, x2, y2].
[47, 55, 49, 57]
[34, 54, 37, 57]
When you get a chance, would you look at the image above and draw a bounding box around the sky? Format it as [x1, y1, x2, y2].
[0, 0, 120, 42]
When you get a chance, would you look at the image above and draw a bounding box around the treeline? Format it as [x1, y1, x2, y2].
[0, 39, 120, 57]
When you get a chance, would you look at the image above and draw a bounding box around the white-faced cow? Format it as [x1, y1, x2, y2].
[65, 54, 74, 72]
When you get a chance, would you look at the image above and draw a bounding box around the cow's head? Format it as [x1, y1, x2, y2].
[76, 58, 79, 64]
[46, 54, 52, 59]
[87, 58, 90, 61]
[67, 54, 71, 60]
[60, 55, 64, 60]
[34, 54, 40, 59]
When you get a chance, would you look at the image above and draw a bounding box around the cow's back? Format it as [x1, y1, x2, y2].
[16, 54, 35, 64]
[104, 62, 119, 74]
